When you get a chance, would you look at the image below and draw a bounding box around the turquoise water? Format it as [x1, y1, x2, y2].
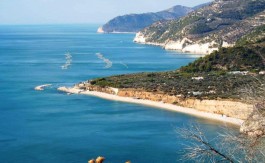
[0, 25, 238, 163]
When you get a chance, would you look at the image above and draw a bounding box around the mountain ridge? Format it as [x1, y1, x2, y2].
[98, 5, 193, 33]
[98, 2, 213, 33]
[134, 0, 265, 54]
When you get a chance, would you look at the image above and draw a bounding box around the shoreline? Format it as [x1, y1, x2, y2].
[58, 87, 244, 126]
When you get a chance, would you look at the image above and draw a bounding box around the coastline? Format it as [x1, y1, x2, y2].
[133, 32, 234, 55]
[58, 86, 244, 126]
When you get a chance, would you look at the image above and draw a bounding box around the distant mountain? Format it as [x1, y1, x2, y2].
[98, 5, 193, 33]
[134, 0, 265, 54]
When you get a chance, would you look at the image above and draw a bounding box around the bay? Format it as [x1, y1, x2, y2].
[0, 24, 238, 163]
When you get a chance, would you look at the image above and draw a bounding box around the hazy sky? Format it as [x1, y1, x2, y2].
[0, 0, 212, 24]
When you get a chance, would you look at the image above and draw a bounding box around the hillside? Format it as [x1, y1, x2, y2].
[181, 43, 265, 73]
[181, 25, 265, 73]
[98, 5, 192, 33]
[134, 0, 265, 54]
[87, 35, 265, 101]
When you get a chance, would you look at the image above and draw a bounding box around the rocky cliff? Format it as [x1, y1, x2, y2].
[76, 83, 253, 120]
[134, 0, 265, 54]
[117, 89, 253, 120]
[240, 102, 265, 137]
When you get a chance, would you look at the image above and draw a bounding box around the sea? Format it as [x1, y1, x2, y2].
[0, 24, 238, 163]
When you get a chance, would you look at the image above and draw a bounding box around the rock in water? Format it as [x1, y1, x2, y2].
[95, 156, 105, 163]
[88, 160, 95, 163]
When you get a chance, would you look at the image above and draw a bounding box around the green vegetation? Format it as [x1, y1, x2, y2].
[141, 0, 265, 46]
[180, 43, 265, 73]
[236, 25, 265, 46]
[90, 37, 265, 101]
[90, 70, 264, 101]
[189, 22, 212, 34]
[90, 1, 265, 102]
[180, 26, 265, 73]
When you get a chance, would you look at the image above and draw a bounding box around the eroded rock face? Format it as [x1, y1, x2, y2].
[79, 84, 253, 120]
[240, 103, 265, 137]
[117, 89, 253, 120]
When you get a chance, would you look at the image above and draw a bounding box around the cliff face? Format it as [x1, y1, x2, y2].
[117, 89, 253, 120]
[98, 5, 193, 33]
[240, 102, 265, 137]
[77, 83, 253, 120]
[134, 0, 265, 54]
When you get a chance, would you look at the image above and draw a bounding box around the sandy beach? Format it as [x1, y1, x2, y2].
[58, 86, 244, 126]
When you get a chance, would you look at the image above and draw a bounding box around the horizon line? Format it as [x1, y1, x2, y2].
[0, 23, 104, 26]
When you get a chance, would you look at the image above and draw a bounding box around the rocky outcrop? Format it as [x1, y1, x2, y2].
[76, 83, 117, 95]
[88, 156, 105, 163]
[133, 32, 147, 44]
[164, 40, 221, 54]
[134, 34, 231, 54]
[88, 156, 131, 163]
[97, 27, 104, 33]
[240, 102, 265, 137]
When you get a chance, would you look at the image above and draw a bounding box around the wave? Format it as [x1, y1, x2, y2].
[61, 52, 72, 70]
[96, 53, 112, 69]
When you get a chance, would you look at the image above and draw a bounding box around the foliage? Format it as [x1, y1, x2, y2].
[189, 22, 212, 34]
[180, 44, 265, 73]
[141, 0, 265, 45]
[236, 25, 265, 46]
[90, 38, 265, 101]
[90, 71, 265, 101]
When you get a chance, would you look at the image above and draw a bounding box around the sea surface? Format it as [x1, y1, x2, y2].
[0, 24, 238, 163]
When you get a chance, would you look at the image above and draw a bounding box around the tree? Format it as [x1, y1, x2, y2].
[177, 123, 265, 163]
[177, 78, 265, 162]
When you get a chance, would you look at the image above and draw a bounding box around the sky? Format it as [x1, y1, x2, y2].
[0, 0, 212, 25]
